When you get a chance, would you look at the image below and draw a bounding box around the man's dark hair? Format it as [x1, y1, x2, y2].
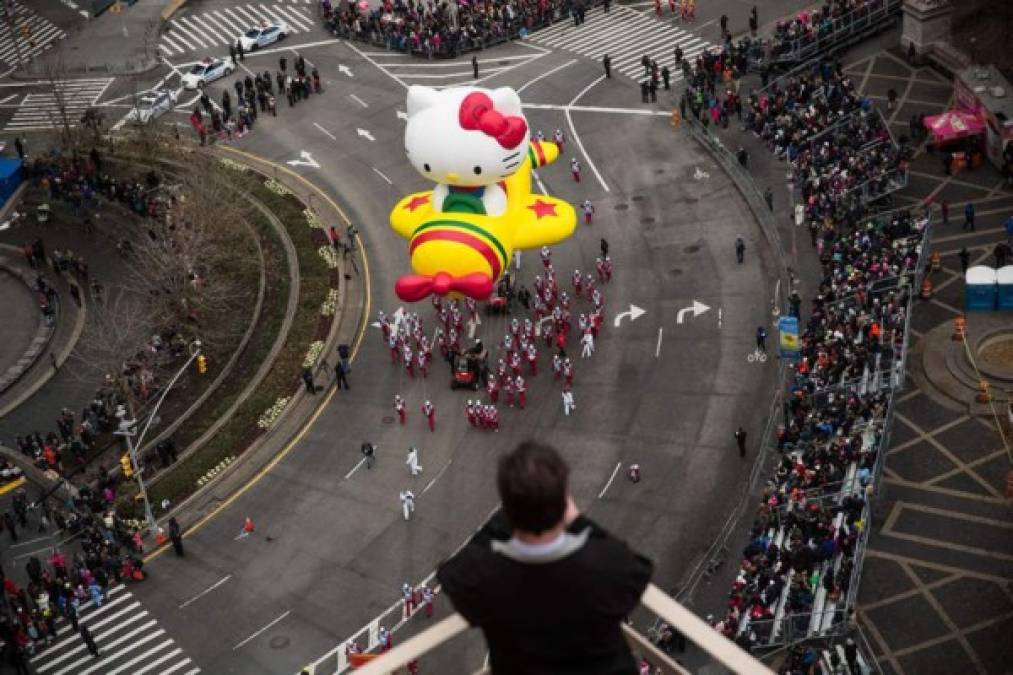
[497, 441, 568, 534]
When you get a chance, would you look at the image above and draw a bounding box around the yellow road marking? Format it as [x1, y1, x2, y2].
[0, 476, 26, 495]
[144, 149, 373, 563]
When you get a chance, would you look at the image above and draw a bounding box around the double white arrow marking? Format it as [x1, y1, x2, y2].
[676, 300, 710, 324]
[338, 64, 354, 77]
[613, 304, 646, 327]
[357, 128, 375, 142]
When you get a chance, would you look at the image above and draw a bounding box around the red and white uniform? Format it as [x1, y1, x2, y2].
[417, 351, 428, 378]
[553, 129, 565, 152]
[509, 351, 522, 377]
[486, 376, 499, 403]
[389, 334, 399, 363]
[540, 246, 551, 269]
[570, 158, 581, 182]
[585, 274, 597, 300]
[526, 343, 538, 376]
[553, 354, 563, 380]
[563, 359, 574, 386]
[602, 256, 613, 282]
[394, 395, 406, 425]
[486, 405, 500, 431]
[466, 400, 478, 427]
[514, 375, 527, 409]
[582, 200, 595, 225]
[572, 270, 583, 296]
[403, 345, 415, 377]
[422, 400, 435, 432]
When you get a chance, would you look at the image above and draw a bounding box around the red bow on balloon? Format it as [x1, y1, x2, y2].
[458, 92, 528, 149]
[396, 272, 494, 301]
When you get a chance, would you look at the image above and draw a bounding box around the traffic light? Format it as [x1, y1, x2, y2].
[197, 354, 207, 375]
[120, 454, 134, 478]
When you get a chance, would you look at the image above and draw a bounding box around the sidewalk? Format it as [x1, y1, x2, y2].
[13, 0, 165, 78]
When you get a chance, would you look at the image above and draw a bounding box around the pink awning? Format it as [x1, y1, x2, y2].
[924, 109, 985, 144]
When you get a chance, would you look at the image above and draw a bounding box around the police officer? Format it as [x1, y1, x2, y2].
[603, 54, 611, 79]
[648, 78, 658, 103]
[661, 65, 670, 90]
[640, 80, 650, 103]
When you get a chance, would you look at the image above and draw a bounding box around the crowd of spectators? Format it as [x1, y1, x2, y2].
[320, 0, 583, 57]
[9, 153, 189, 480]
[0, 482, 146, 663]
[766, 0, 889, 61]
[676, 20, 927, 655]
[713, 205, 926, 650]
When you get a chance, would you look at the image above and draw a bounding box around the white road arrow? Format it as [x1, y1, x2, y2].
[396, 110, 408, 121]
[613, 304, 646, 327]
[357, 128, 375, 142]
[676, 300, 710, 324]
[338, 64, 354, 77]
[286, 151, 320, 168]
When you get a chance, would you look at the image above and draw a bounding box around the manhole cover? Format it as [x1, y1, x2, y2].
[614, 203, 629, 211]
[269, 636, 290, 650]
[670, 268, 683, 276]
[382, 415, 395, 424]
[654, 168, 665, 174]
[640, 217, 656, 224]
[631, 195, 645, 202]
[684, 244, 700, 254]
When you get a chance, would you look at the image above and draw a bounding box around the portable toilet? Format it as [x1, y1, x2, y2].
[997, 266, 1013, 309]
[965, 266, 997, 311]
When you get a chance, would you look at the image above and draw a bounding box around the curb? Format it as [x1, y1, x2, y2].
[142, 148, 368, 552]
[0, 246, 87, 420]
[161, 0, 187, 21]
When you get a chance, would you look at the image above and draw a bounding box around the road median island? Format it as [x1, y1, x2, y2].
[136, 146, 366, 541]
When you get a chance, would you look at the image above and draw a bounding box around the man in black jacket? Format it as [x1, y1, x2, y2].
[438, 441, 653, 674]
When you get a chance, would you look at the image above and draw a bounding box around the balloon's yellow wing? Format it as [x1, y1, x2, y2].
[509, 193, 577, 251]
[390, 191, 436, 240]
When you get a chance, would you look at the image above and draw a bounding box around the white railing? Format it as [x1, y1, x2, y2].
[349, 584, 774, 675]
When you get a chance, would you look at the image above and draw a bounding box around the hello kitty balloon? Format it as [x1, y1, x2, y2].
[390, 85, 576, 302]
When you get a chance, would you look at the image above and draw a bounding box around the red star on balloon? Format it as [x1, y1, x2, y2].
[527, 199, 557, 219]
[404, 195, 430, 212]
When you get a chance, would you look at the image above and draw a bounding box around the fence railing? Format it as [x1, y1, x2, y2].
[766, 0, 902, 65]
[343, 584, 774, 675]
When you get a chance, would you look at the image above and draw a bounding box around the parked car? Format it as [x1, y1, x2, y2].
[237, 20, 289, 51]
[128, 89, 178, 123]
[181, 56, 235, 90]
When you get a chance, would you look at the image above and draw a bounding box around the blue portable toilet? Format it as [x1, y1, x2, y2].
[0, 157, 22, 206]
[997, 266, 1013, 310]
[965, 266, 997, 311]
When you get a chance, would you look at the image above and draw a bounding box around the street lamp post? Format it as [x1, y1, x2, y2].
[114, 340, 202, 538]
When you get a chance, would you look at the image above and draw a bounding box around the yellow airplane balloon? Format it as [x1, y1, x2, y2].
[390, 86, 576, 302]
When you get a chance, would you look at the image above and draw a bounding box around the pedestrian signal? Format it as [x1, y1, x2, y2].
[197, 354, 207, 375]
[120, 454, 134, 478]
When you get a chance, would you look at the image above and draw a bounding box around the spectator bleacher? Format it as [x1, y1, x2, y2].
[680, 32, 928, 654]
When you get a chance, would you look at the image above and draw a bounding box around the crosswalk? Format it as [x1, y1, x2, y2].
[528, 5, 712, 82]
[29, 584, 200, 675]
[0, 1, 68, 68]
[160, 4, 317, 57]
[3, 78, 112, 131]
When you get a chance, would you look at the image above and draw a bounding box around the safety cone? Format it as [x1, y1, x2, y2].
[243, 516, 254, 534]
[155, 528, 168, 546]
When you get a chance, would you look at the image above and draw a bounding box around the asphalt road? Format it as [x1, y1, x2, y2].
[0, 0, 817, 671]
[116, 34, 783, 675]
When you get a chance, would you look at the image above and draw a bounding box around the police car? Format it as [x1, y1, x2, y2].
[181, 56, 235, 90]
[128, 89, 178, 123]
[237, 20, 289, 51]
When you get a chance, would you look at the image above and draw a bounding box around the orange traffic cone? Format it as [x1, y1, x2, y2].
[155, 528, 168, 546]
[243, 516, 254, 534]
